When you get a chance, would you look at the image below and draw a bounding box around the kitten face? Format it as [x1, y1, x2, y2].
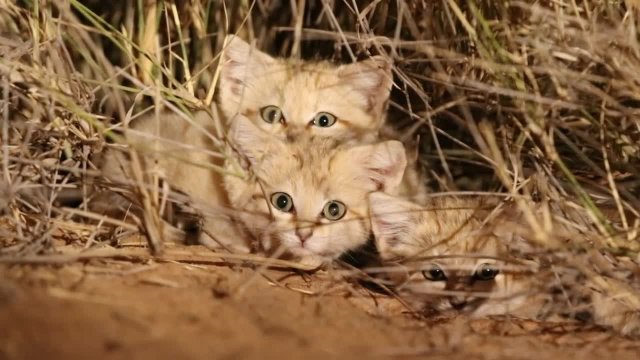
[369, 192, 536, 317]
[396, 258, 517, 316]
[219, 35, 392, 140]
[226, 117, 407, 264]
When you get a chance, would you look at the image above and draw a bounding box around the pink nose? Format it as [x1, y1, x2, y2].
[295, 227, 313, 243]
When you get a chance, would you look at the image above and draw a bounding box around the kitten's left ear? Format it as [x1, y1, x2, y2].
[219, 35, 276, 98]
[369, 192, 421, 259]
[339, 140, 406, 193]
[338, 56, 393, 115]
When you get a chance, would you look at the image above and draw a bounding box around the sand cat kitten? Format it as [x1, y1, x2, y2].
[225, 116, 407, 266]
[219, 35, 392, 141]
[368, 192, 640, 335]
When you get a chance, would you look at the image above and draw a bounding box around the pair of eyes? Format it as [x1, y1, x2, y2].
[260, 106, 337, 128]
[270, 192, 347, 221]
[422, 263, 499, 282]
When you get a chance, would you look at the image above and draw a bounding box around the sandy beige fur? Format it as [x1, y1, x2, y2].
[369, 192, 640, 335]
[91, 107, 250, 250]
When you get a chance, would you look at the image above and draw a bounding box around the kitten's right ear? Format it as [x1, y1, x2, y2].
[369, 192, 421, 259]
[340, 140, 407, 193]
[220, 35, 275, 97]
[338, 56, 393, 116]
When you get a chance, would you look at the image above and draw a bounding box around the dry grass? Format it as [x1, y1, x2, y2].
[1, 0, 639, 339]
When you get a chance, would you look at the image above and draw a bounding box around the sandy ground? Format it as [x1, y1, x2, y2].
[1, 245, 639, 360]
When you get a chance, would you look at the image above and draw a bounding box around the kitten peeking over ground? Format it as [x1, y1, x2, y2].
[368, 192, 640, 336]
[219, 35, 392, 141]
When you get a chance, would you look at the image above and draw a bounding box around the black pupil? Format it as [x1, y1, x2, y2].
[328, 202, 339, 216]
[430, 269, 443, 279]
[478, 267, 496, 279]
[268, 110, 279, 122]
[318, 115, 329, 126]
[276, 195, 289, 209]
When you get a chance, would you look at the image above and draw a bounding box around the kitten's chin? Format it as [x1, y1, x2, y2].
[288, 246, 329, 259]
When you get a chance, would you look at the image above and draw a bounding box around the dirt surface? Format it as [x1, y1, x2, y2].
[1, 246, 639, 360]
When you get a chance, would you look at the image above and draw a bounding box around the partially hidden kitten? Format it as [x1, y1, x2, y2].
[368, 192, 640, 336]
[219, 35, 391, 141]
[225, 116, 407, 266]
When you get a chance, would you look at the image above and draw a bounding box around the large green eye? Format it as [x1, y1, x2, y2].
[260, 106, 284, 124]
[312, 112, 337, 128]
[270, 192, 294, 213]
[422, 265, 447, 281]
[474, 263, 499, 281]
[322, 200, 346, 221]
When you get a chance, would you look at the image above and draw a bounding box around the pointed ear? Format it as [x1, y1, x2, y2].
[369, 192, 421, 259]
[340, 140, 406, 193]
[338, 56, 393, 115]
[219, 35, 276, 98]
